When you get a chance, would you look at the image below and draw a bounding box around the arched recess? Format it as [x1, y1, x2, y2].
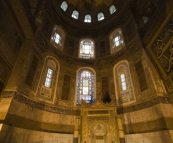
[75, 67, 96, 105]
[89, 122, 108, 142]
[36, 56, 60, 103]
[113, 60, 135, 105]
[50, 25, 65, 51]
[109, 28, 125, 54]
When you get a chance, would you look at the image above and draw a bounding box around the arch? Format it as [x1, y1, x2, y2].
[72, 10, 79, 19]
[50, 25, 65, 51]
[109, 28, 125, 54]
[109, 5, 116, 14]
[61, 1, 68, 11]
[113, 60, 135, 105]
[36, 56, 60, 103]
[84, 14, 91, 23]
[98, 12, 104, 21]
[79, 38, 95, 59]
[75, 67, 96, 105]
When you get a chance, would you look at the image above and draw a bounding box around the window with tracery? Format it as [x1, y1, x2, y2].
[72, 10, 79, 19]
[79, 39, 95, 59]
[98, 12, 104, 21]
[44, 68, 53, 88]
[109, 5, 116, 14]
[52, 33, 61, 45]
[114, 61, 135, 105]
[50, 25, 65, 51]
[36, 57, 59, 102]
[109, 28, 125, 54]
[76, 69, 95, 105]
[61, 1, 68, 11]
[84, 14, 91, 23]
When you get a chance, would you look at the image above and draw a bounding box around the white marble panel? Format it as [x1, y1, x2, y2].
[8, 99, 76, 125]
[119, 104, 165, 124]
[125, 131, 172, 143]
[0, 125, 74, 143]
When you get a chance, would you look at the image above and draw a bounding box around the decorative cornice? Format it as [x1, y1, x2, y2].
[13, 92, 80, 116]
[117, 96, 170, 114]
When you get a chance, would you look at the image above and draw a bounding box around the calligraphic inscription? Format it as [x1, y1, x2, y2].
[151, 16, 173, 74]
[88, 110, 109, 114]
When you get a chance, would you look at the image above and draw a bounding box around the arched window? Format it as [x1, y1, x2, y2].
[44, 68, 53, 88]
[79, 39, 95, 59]
[113, 61, 135, 105]
[72, 10, 79, 19]
[36, 57, 60, 103]
[109, 28, 125, 54]
[61, 1, 68, 11]
[76, 68, 95, 105]
[84, 14, 91, 23]
[98, 12, 104, 21]
[50, 25, 65, 51]
[109, 5, 116, 14]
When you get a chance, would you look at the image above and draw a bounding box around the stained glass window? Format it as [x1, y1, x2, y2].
[61, 1, 68, 11]
[109, 5, 116, 14]
[79, 39, 94, 59]
[45, 68, 53, 88]
[76, 69, 95, 105]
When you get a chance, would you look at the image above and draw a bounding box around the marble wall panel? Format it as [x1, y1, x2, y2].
[8, 99, 76, 126]
[169, 130, 173, 142]
[125, 130, 172, 143]
[0, 125, 73, 143]
[161, 104, 173, 118]
[119, 104, 164, 125]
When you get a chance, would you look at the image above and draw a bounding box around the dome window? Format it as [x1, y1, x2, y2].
[98, 12, 104, 21]
[72, 10, 79, 19]
[84, 14, 91, 23]
[61, 1, 68, 11]
[109, 5, 116, 14]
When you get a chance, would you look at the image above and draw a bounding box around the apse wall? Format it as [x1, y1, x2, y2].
[1, 0, 173, 143]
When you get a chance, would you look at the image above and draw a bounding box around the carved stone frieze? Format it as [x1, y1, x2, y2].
[117, 96, 170, 114]
[1, 91, 15, 98]
[13, 92, 80, 115]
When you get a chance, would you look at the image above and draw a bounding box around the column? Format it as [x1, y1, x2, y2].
[73, 118, 80, 143]
[117, 116, 126, 143]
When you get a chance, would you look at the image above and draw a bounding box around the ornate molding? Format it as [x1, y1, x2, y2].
[13, 92, 80, 116]
[117, 96, 170, 114]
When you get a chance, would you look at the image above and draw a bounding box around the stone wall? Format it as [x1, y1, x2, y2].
[125, 131, 172, 143]
[0, 125, 73, 143]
